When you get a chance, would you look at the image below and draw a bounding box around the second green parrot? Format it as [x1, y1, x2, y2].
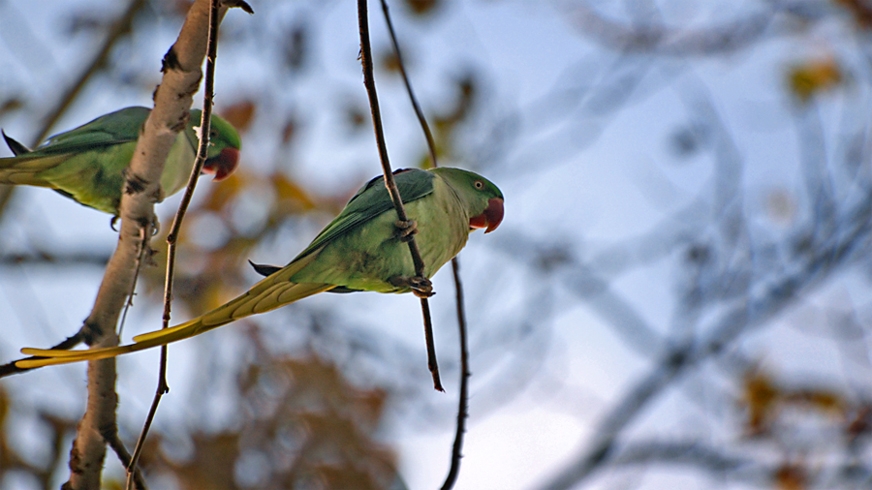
[0, 106, 241, 216]
[18, 167, 504, 368]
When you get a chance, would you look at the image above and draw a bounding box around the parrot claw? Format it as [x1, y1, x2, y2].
[390, 275, 434, 298]
[412, 284, 434, 298]
[394, 219, 418, 242]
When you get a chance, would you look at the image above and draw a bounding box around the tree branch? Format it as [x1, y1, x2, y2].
[561, 2, 776, 56]
[64, 0, 232, 487]
[537, 196, 872, 489]
[374, 0, 473, 483]
[441, 258, 470, 490]
[357, 0, 443, 391]
[125, 0, 251, 487]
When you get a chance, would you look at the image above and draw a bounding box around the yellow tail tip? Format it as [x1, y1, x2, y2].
[20, 347, 91, 358]
[16, 356, 87, 369]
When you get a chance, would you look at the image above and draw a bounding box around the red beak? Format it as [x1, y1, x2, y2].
[202, 147, 240, 181]
[469, 197, 504, 234]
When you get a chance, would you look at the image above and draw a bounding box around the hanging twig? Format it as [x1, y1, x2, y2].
[378, 0, 438, 167]
[377, 0, 471, 484]
[358, 0, 443, 391]
[441, 258, 471, 490]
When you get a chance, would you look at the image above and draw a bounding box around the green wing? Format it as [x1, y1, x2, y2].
[293, 168, 435, 260]
[0, 107, 152, 213]
[26, 107, 149, 156]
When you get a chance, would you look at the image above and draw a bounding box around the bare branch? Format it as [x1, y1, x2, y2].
[378, 0, 437, 168]
[561, 2, 777, 56]
[357, 0, 443, 391]
[64, 0, 234, 487]
[0, 251, 110, 267]
[441, 258, 470, 490]
[375, 0, 475, 482]
[125, 0, 248, 486]
[537, 195, 872, 489]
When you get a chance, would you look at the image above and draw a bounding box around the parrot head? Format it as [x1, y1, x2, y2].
[189, 110, 242, 181]
[434, 167, 504, 234]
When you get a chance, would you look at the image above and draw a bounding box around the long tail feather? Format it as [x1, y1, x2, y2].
[17, 255, 334, 368]
[0, 154, 68, 186]
[19, 333, 184, 368]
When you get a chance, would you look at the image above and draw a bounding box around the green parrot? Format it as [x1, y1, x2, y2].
[0, 106, 241, 216]
[18, 167, 504, 368]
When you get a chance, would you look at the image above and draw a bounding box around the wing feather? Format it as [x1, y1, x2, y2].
[294, 168, 435, 260]
[30, 107, 148, 155]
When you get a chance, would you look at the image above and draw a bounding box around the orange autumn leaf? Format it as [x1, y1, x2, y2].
[834, 0, 872, 28]
[272, 172, 318, 211]
[199, 172, 247, 213]
[788, 58, 842, 102]
[742, 370, 781, 435]
[220, 100, 256, 133]
[404, 0, 440, 15]
[774, 462, 806, 490]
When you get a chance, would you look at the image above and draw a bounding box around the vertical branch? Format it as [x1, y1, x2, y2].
[61, 0, 248, 488]
[377, 0, 472, 484]
[125, 1, 250, 488]
[378, 0, 437, 167]
[357, 0, 443, 391]
[441, 258, 471, 490]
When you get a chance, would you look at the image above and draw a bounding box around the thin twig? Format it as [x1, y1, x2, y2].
[118, 226, 151, 338]
[0, 231, 142, 378]
[125, 1, 223, 487]
[378, 0, 437, 167]
[441, 258, 470, 490]
[0, 228, 148, 369]
[357, 0, 443, 391]
[125, 391, 161, 490]
[377, 0, 471, 481]
[0, 251, 110, 267]
[105, 430, 146, 490]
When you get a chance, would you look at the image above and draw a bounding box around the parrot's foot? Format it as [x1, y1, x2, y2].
[390, 275, 434, 298]
[409, 277, 434, 298]
[394, 219, 418, 242]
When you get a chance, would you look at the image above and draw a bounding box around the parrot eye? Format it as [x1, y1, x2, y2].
[474, 180, 484, 190]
